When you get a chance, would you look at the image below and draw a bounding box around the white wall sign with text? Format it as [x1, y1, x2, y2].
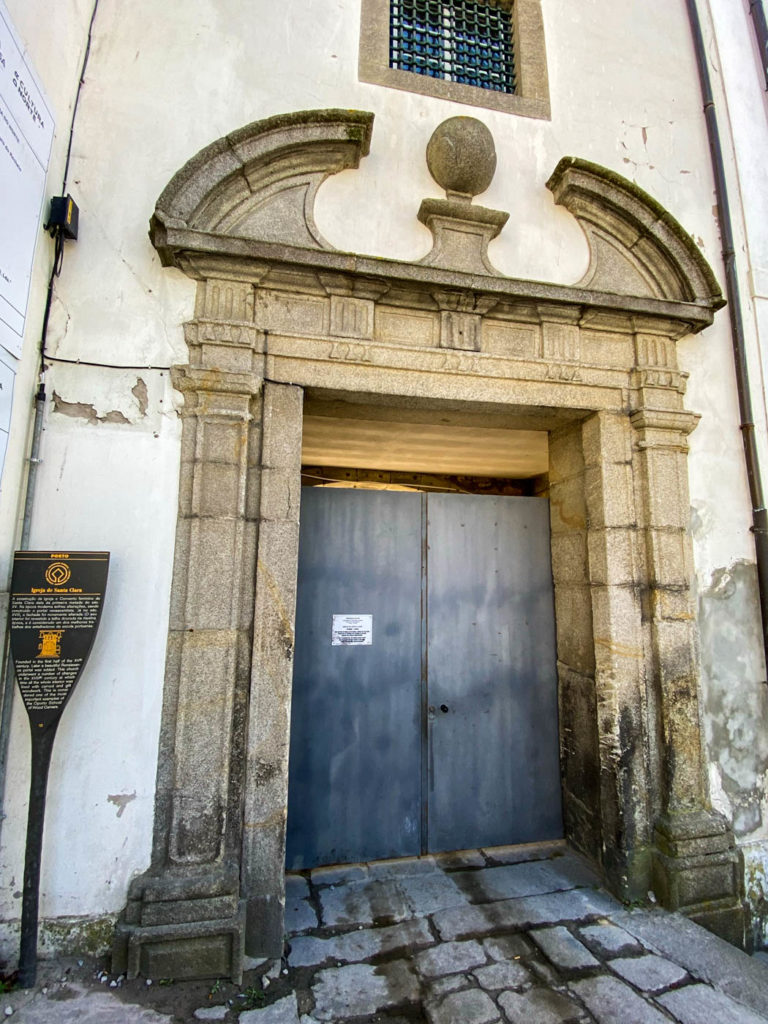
[0, 0, 54, 360]
[332, 614, 373, 646]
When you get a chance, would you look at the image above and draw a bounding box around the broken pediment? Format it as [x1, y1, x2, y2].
[151, 110, 723, 321]
[546, 157, 724, 307]
[151, 109, 374, 259]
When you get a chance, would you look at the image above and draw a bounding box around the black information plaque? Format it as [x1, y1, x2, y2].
[10, 551, 109, 987]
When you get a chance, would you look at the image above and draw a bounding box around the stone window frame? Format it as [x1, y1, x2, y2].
[359, 0, 550, 118]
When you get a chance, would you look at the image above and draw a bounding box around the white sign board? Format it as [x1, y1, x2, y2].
[332, 614, 373, 646]
[0, 1, 54, 360]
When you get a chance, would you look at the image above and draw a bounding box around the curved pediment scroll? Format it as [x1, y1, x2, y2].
[151, 109, 374, 263]
[547, 157, 724, 307]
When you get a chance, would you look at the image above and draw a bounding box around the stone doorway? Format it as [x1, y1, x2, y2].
[113, 109, 744, 983]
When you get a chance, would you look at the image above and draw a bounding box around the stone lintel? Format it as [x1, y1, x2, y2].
[154, 226, 717, 332]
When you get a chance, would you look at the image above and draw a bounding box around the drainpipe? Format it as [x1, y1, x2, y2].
[685, 0, 768, 665]
[748, 0, 768, 91]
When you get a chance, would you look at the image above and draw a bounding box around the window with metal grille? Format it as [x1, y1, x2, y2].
[389, 0, 516, 94]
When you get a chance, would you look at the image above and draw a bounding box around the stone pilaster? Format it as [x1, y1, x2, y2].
[631, 407, 745, 946]
[113, 279, 264, 981]
[581, 411, 652, 900]
[242, 382, 303, 955]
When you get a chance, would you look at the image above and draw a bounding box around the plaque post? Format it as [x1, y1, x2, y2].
[9, 551, 109, 988]
[18, 724, 56, 987]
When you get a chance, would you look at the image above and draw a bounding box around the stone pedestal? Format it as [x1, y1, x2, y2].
[653, 811, 745, 946]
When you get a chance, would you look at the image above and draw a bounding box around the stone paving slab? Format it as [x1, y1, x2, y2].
[317, 876, 410, 927]
[498, 986, 588, 1023]
[433, 885, 621, 940]
[473, 959, 532, 991]
[8, 985, 173, 1023]
[368, 855, 437, 878]
[435, 848, 487, 869]
[288, 917, 433, 967]
[608, 953, 688, 993]
[578, 922, 645, 958]
[309, 864, 368, 886]
[482, 840, 568, 865]
[657, 984, 768, 1024]
[452, 858, 594, 904]
[612, 907, 768, 1019]
[482, 933, 535, 960]
[529, 926, 600, 970]
[240, 992, 300, 1022]
[569, 975, 674, 1024]
[426, 987, 501, 1024]
[416, 938, 487, 977]
[310, 960, 419, 1021]
[8, 842, 768, 1024]
[398, 870, 470, 917]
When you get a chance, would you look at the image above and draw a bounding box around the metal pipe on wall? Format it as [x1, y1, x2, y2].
[748, 0, 768, 91]
[686, 0, 768, 665]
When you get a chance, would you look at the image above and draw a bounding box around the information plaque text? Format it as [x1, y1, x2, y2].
[10, 551, 109, 728]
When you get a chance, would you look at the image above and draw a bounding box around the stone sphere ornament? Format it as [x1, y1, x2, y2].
[426, 116, 497, 199]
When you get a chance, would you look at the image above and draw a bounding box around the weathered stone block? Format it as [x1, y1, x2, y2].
[550, 531, 589, 584]
[548, 475, 587, 535]
[584, 461, 636, 529]
[194, 461, 242, 517]
[637, 449, 690, 529]
[587, 528, 638, 586]
[647, 528, 692, 587]
[195, 406, 249, 469]
[650, 586, 695, 622]
[259, 466, 301, 522]
[582, 411, 632, 468]
[589, 585, 644, 676]
[548, 423, 585, 485]
[554, 584, 595, 673]
[184, 518, 241, 628]
[261, 383, 303, 469]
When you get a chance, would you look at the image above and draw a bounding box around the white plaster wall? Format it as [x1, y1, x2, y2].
[1, 0, 766, 945]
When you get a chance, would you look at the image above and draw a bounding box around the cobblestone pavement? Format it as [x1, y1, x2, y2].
[4, 841, 768, 1022]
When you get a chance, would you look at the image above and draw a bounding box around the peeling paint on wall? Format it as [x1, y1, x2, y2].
[52, 392, 131, 425]
[699, 559, 768, 943]
[107, 792, 136, 818]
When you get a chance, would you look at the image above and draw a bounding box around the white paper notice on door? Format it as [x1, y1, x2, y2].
[332, 614, 373, 646]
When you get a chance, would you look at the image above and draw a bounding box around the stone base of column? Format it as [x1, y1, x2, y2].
[652, 810, 745, 948]
[112, 863, 245, 983]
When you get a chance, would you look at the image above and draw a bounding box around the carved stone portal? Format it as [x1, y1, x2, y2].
[113, 110, 743, 981]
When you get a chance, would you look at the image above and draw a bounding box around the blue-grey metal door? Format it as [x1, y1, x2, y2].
[286, 488, 423, 869]
[426, 494, 562, 852]
[286, 487, 562, 868]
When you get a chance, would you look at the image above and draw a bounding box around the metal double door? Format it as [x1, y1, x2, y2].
[286, 487, 562, 870]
